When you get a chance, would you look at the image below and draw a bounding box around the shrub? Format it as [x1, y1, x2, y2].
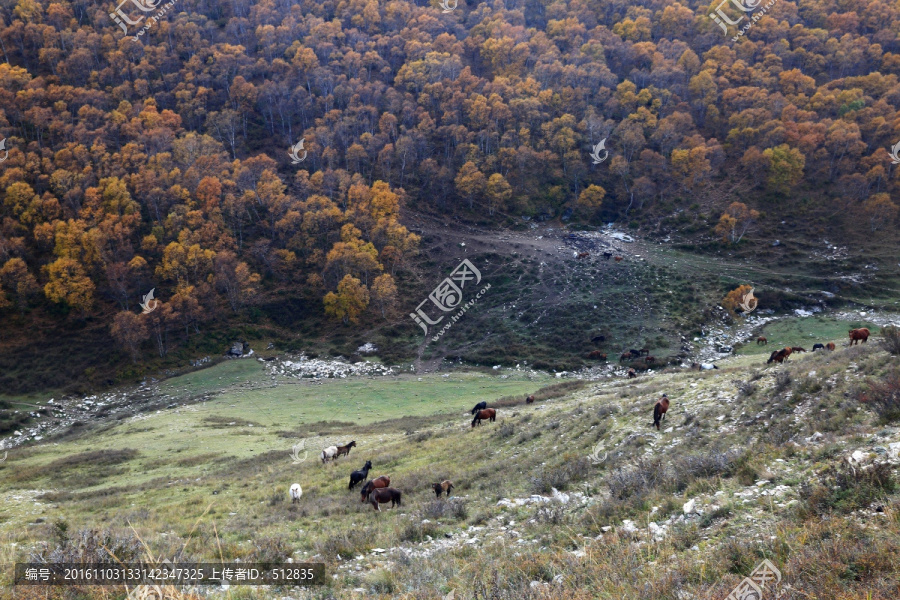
[801, 461, 896, 515]
[422, 499, 467, 521]
[857, 369, 900, 421]
[773, 371, 792, 395]
[737, 381, 758, 397]
[880, 325, 900, 355]
[247, 536, 292, 569]
[29, 528, 143, 564]
[530, 457, 591, 494]
[498, 423, 515, 438]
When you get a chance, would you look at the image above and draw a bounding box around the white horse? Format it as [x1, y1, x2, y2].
[289, 483, 302, 503]
[321, 446, 338, 463]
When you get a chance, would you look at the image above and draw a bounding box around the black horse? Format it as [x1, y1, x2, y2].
[812, 343, 825, 351]
[348, 460, 373, 490]
[470, 401, 487, 415]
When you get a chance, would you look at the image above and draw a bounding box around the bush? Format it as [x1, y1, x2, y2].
[880, 325, 900, 355]
[857, 370, 900, 421]
[422, 499, 467, 520]
[498, 423, 515, 438]
[773, 371, 792, 395]
[247, 536, 292, 569]
[29, 528, 143, 564]
[530, 457, 591, 494]
[801, 461, 896, 515]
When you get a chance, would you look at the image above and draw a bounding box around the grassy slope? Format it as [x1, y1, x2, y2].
[1, 326, 899, 599]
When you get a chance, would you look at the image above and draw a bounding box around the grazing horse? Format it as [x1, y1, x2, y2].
[603, 252, 613, 260]
[638, 348, 650, 356]
[627, 368, 637, 379]
[470, 401, 487, 415]
[614, 256, 624, 262]
[360, 475, 391, 502]
[321, 446, 338, 463]
[335, 441, 357, 459]
[693, 363, 718, 370]
[348, 460, 372, 490]
[849, 328, 870, 345]
[368, 487, 402, 511]
[577, 252, 589, 259]
[619, 352, 631, 362]
[782, 347, 793, 360]
[757, 336, 767, 345]
[767, 349, 789, 364]
[587, 350, 607, 360]
[826, 342, 836, 351]
[472, 408, 497, 427]
[591, 334, 606, 344]
[526, 395, 535, 404]
[432, 480, 454, 498]
[791, 347, 807, 353]
[812, 343, 825, 351]
[645, 356, 656, 364]
[652, 394, 670, 430]
[627, 349, 642, 359]
[289, 483, 302, 504]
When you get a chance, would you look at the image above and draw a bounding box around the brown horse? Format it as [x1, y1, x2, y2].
[782, 347, 793, 360]
[525, 395, 535, 404]
[614, 256, 623, 262]
[652, 394, 669, 430]
[577, 252, 589, 260]
[587, 350, 606, 360]
[849, 328, 870, 345]
[619, 352, 631, 362]
[432, 480, 454, 498]
[638, 348, 650, 356]
[472, 408, 496, 427]
[627, 368, 637, 379]
[360, 475, 391, 502]
[645, 356, 656, 364]
[826, 342, 836, 351]
[368, 487, 402, 511]
[757, 336, 767, 345]
[767, 349, 789, 364]
[335, 441, 356, 458]
[791, 347, 807, 353]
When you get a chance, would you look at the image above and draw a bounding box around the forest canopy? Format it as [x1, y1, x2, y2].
[0, 0, 898, 362]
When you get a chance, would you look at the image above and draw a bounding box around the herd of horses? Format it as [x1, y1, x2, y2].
[763, 328, 868, 364]
[290, 326, 874, 512]
[576, 251, 623, 262]
[292, 394, 540, 511]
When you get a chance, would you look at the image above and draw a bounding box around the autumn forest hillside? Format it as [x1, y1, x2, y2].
[1, 0, 899, 392]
